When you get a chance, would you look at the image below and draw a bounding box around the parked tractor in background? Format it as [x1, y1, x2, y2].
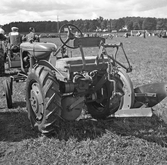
[2, 30, 41, 108]
[3, 24, 167, 135]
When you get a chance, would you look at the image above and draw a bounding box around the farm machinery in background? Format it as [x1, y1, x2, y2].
[3, 32, 41, 108]
[3, 24, 167, 135]
[155, 30, 167, 38]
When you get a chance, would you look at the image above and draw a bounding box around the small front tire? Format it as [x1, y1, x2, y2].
[3, 79, 13, 109]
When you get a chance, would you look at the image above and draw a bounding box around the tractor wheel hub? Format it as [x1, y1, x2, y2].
[30, 83, 43, 121]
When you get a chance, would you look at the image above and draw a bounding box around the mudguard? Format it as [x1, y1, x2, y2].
[118, 68, 135, 109]
[38, 60, 68, 82]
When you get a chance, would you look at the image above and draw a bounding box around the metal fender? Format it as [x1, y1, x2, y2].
[117, 68, 135, 109]
[38, 60, 67, 82]
[134, 82, 167, 107]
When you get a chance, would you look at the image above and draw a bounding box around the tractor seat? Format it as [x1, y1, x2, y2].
[55, 37, 108, 73]
[55, 56, 109, 73]
[51, 36, 108, 80]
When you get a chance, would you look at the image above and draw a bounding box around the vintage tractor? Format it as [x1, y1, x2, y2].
[2, 39, 25, 108]
[3, 24, 167, 135]
[3, 34, 40, 108]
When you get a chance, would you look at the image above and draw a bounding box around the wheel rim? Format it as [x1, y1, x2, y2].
[30, 82, 44, 121]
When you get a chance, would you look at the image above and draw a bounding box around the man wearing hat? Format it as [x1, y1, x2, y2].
[8, 26, 22, 59]
[26, 27, 40, 42]
[8, 27, 22, 48]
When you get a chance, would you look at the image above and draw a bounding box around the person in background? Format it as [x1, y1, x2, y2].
[7, 27, 22, 61]
[22, 34, 27, 42]
[0, 27, 7, 76]
[26, 27, 40, 42]
[143, 30, 146, 38]
[8, 27, 22, 51]
[0, 27, 6, 40]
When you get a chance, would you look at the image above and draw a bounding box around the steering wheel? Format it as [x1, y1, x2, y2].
[59, 24, 83, 49]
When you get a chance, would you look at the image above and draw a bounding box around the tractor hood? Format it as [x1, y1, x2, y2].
[20, 42, 57, 60]
[20, 42, 57, 52]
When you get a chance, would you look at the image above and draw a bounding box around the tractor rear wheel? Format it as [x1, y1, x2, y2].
[86, 69, 134, 120]
[26, 65, 62, 135]
[86, 80, 112, 119]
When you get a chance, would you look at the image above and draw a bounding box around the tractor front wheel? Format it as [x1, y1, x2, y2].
[3, 79, 13, 109]
[26, 65, 62, 135]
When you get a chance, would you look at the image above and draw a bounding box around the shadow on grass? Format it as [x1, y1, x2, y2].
[105, 115, 167, 147]
[53, 114, 167, 147]
[1, 108, 167, 147]
[54, 118, 108, 141]
[12, 101, 26, 108]
[0, 111, 38, 142]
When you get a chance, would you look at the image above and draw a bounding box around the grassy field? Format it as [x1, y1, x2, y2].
[1, 36, 167, 164]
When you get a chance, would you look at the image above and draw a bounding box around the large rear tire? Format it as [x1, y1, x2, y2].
[86, 79, 122, 120]
[86, 69, 134, 120]
[26, 65, 62, 135]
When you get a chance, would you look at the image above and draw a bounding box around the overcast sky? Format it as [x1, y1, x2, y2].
[1, 0, 167, 25]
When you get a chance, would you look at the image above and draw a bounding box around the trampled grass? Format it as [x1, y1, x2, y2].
[1, 36, 167, 164]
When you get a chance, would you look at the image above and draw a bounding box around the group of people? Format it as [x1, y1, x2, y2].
[0, 26, 40, 76]
[8, 26, 40, 47]
[0, 26, 40, 49]
[0, 26, 40, 55]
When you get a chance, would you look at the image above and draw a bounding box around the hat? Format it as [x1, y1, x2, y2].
[0, 28, 5, 34]
[29, 27, 34, 32]
[11, 27, 19, 31]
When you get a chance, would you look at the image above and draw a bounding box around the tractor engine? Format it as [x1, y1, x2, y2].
[61, 73, 92, 94]
[60, 70, 124, 121]
[73, 73, 92, 93]
[61, 72, 92, 121]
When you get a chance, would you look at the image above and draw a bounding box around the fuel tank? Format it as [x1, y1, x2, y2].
[20, 42, 57, 60]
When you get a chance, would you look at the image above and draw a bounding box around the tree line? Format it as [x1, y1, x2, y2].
[2, 16, 167, 33]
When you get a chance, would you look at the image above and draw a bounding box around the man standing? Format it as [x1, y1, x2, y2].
[26, 27, 40, 42]
[0, 27, 6, 76]
[8, 27, 22, 52]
